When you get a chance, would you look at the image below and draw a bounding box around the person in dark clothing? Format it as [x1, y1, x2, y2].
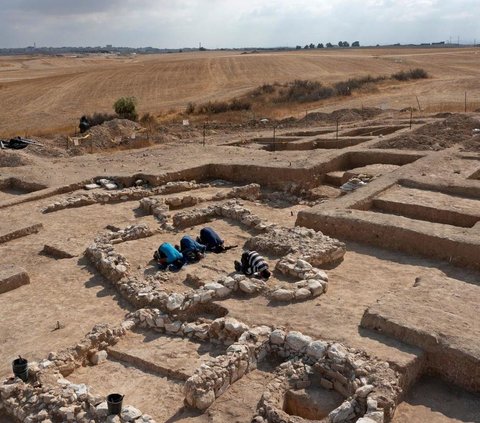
[178, 235, 206, 263]
[198, 227, 225, 253]
[234, 250, 271, 280]
[79, 116, 90, 133]
[154, 242, 185, 271]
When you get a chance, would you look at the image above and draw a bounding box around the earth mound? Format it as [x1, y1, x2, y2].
[373, 114, 480, 150]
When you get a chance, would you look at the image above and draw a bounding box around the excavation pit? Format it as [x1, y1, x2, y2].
[262, 137, 372, 151]
[370, 185, 480, 228]
[342, 125, 408, 137]
[283, 386, 344, 420]
[0, 178, 47, 201]
[284, 129, 335, 136]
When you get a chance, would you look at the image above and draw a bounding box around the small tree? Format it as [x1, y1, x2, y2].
[343, 41, 350, 47]
[304, 44, 309, 49]
[295, 45, 302, 50]
[113, 96, 138, 121]
[352, 41, 360, 47]
[317, 43, 324, 48]
[309, 43, 315, 49]
[326, 42, 333, 48]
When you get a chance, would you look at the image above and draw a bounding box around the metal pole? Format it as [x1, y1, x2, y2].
[273, 125, 276, 152]
[203, 122, 206, 146]
[409, 109, 413, 130]
[415, 96, 422, 112]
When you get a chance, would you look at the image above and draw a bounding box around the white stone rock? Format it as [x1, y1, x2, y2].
[95, 401, 109, 418]
[357, 418, 378, 423]
[222, 276, 236, 289]
[329, 400, 356, 423]
[195, 388, 215, 410]
[285, 331, 312, 352]
[364, 411, 384, 423]
[90, 350, 108, 365]
[270, 329, 286, 345]
[296, 259, 312, 270]
[306, 340, 328, 359]
[120, 405, 142, 422]
[165, 321, 182, 333]
[104, 183, 118, 190]
[356, 384, 374, 398]
[85, 183, 101, 190]
[327, 343, 348, 361]
[295, 288, 311, 300]
[271, 289, 294, 301]
[307, 279, 324, 296]
[204, 282, 231, 298]
[239, 279, 257, 294]
[224, 318, 249, 335]
[166, 293, 185, 311]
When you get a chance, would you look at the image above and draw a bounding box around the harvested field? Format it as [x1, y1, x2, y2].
[1, 47, 480, 135]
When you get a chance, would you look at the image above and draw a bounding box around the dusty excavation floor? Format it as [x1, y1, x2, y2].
[0, 111, 480, 422]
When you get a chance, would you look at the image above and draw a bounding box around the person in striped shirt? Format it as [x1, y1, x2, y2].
[234, 250, 271, 280]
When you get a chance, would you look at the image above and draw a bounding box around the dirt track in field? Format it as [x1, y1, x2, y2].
[1, 47, 480, 136]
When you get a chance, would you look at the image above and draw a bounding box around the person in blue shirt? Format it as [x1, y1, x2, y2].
[197, 227, 225, 253]
[154, 242, 185, 271]
[178, 235, 206, 263]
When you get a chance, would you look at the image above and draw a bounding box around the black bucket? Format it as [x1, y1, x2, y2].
[12, 357, 28, 382]
[107, 393, 124, 415]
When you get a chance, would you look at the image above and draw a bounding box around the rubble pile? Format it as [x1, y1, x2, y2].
[245, 226, 346, 266]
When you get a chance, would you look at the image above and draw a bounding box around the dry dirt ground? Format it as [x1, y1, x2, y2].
[0, 59, 480, 422]
[1, 47, 480, 136]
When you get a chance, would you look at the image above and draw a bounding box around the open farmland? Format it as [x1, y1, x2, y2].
[0, 47, 480, 136]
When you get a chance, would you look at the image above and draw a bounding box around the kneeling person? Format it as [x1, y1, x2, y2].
[235, 250, 271, 280]
[178, 235, 206, 263]
[198, 227, 225, 253]
[154, 242, 185, 271]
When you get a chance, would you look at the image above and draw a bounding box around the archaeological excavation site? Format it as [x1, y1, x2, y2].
[1, 109, 480, 423]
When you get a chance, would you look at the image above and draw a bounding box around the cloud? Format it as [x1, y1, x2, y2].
[0, 0, 479, 48]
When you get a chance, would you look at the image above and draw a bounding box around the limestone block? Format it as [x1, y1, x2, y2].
[239, 279, 257, 294]
[0, 265, 30, 294]
[307, 280, 324, 296]
[271, 289, 294, 302]
[224, 318, 249, 336]
[90, 350, 108, 365]
[166, 293, 185, 311]
[204, 282, 231, 298]
[356, 384, 375, 398]
[329, 400, 356, 423]
[270, 329, 286, 345]
[120, 406, 142, 422]
[364, 411, 384, 423]
[327, 343, 348, 361]
[295, 288, 311, 300]
[306, 340, 328, 360]
[285, 331, 312, 352]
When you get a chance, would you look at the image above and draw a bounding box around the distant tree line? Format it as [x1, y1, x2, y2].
[296, 41, 360, 49]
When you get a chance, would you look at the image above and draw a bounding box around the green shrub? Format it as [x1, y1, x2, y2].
[113, 96, 138, 121]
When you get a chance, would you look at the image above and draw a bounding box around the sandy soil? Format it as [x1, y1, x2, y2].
[393, 376, 480, 423]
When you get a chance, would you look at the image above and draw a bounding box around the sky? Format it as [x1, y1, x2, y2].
[0, 0, 479, 48]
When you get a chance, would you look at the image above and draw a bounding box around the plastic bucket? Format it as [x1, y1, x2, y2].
[107, 393, 124, 415]
[12, 358, 28, 382]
